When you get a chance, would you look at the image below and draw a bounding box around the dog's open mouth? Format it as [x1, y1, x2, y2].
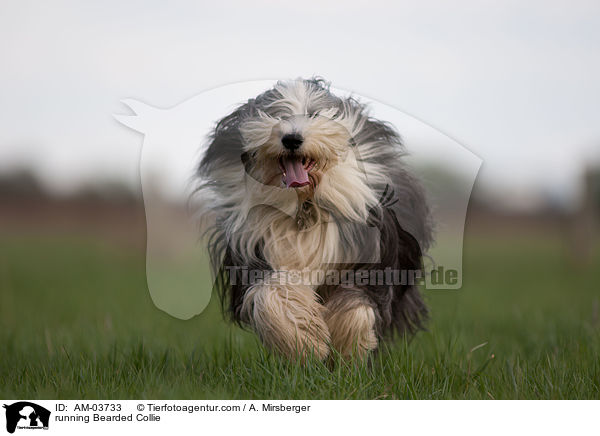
[279, 155, 316, 188]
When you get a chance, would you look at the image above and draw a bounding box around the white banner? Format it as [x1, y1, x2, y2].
[1, 400, 597, 436]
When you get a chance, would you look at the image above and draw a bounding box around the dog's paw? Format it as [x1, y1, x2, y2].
[324, 289, 378, 359]
[241, 282, 330, 361]
[326, 305, 378, 359]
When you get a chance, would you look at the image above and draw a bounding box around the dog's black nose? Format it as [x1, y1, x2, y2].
[281, 133, 303, 150]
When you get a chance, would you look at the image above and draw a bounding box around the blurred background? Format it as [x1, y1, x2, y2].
[2, 0, 599, 239]
[0, 0, 599, 398]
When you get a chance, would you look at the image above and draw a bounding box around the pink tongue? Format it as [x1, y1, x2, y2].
[282, 156, 309, 188]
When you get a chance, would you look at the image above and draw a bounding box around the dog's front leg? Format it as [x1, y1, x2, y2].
[240, 276, 330, 361]
[324, 287, 378, 359]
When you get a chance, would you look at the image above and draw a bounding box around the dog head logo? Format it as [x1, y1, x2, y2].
[3, 402, 50, 433]
[115, 79, 481, 321]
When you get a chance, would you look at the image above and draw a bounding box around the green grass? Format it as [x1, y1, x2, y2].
[0, 233, 599, 399]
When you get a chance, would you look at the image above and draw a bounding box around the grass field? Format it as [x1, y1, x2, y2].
[1, 233, 598, 399]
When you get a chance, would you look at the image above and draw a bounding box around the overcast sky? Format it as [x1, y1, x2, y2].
[1, 0, 599, 208]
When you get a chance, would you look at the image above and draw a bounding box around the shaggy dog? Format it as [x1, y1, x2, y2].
[195, 78, 432, 360]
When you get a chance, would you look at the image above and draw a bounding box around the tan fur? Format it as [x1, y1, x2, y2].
[263, 211, 340, 271]
[240, 278, 330, 361]
[324, 291, 378, 359]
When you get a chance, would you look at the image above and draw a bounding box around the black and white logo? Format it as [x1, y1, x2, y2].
[3, 402, 50, 433]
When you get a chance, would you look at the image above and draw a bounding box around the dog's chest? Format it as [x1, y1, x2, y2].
[262, 209, 341, 271]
